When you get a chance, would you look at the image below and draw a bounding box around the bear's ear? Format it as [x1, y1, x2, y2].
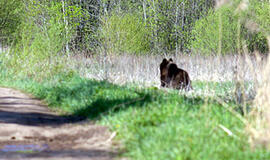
[169, 58, 173, 62]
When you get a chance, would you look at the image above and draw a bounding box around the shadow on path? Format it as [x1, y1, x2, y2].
[0, 94, 86, 126]
[0, 110, 85, 126]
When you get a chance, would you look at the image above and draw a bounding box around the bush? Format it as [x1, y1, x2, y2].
[248, 0, 270, 35]
[245, 0, 270, 54]
[190, 6, 239, 55]
[245, 32, 269, 54]
[100, 12, 151, 54]
[190, 2, 269, 55]
[0, 0, 22, 44]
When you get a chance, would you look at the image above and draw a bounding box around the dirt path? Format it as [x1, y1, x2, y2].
[0, 87, 116, 160]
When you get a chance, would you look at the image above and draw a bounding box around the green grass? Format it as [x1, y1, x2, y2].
[0, 68, 269, 160]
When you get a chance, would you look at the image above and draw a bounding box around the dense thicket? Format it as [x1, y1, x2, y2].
[97, 0, 215, 54]
[0, 0, 269, 56]
[0, 0, 22, 44]
[190, 0, 269, 55]
[1, 0, 215, 54]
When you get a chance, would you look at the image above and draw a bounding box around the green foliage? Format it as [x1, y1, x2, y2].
[144, 0, 213, 53]
[248, 0, 270, 35]
[2, 0, 216, 55]
[244, 0, 270, 54]
[2, 1, 84, 78]
[190, 1, 270, 55]
[100, 12, 151, 54]
[0, 0, 22, 43]
[246, 32, 269, 54]
[97, 0, 214, 54]
[190, 6, 239, 55]
[147, 0, 213, 53]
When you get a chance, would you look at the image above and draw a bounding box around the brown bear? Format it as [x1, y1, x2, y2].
[160, 58, 192, 91]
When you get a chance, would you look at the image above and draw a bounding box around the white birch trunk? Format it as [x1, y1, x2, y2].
[62, 0, 69, 54]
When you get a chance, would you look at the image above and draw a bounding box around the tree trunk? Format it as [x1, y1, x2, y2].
[61, 0, 69, 54]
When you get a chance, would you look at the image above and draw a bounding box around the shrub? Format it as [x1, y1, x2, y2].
[248, 0, 270, 35]
[245, 32, 269, 54]
[245, 0, 270, 54]
[100, 12, 151, 54]
[190, 2, 269, 55]
[0, 0, 22, 44]
[190, 6, 239, 55]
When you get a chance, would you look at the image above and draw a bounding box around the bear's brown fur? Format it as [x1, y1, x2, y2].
[160, 58, 192, 91]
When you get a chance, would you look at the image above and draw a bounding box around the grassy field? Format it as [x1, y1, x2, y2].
[0, 66, 269, 160]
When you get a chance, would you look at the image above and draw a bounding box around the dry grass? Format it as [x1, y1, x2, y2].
[70, 53, 266, 102]
[248, 53, 270, 149]
[69, 53, 265, 86]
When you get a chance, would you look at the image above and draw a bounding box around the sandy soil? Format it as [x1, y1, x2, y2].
[0, 87, 117, 160]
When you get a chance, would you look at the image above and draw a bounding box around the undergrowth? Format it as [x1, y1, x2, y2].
[0, 66, 269, 160]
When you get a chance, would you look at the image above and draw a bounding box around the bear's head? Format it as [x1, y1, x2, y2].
[160, 58, 173, 87]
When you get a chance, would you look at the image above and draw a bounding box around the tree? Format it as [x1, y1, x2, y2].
[0, 0, 22, 44]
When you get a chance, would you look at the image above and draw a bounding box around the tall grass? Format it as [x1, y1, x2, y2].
[249, 54, 270, 148]
[233, 0, 270, 149]
[71, 53, 265, 83]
